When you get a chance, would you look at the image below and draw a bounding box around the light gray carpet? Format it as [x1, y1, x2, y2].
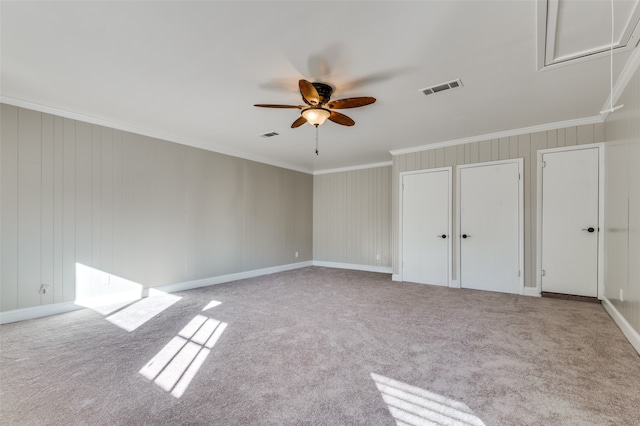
[1, 267, 639, 425]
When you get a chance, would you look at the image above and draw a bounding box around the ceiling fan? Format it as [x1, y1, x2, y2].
[254, 79, 376, 128]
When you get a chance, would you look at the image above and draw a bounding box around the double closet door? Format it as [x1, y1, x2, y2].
[401, 159, 523, 295]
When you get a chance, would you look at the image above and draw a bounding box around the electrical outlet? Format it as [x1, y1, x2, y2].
[39, 284, 50, 295]
[376, 254, 381, 261]
[295, 251, 299, 258]
[620, 288, 624, 302]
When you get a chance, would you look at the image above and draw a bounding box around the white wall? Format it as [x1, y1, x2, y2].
[311, 124, 608, 284]
[0, 104, 313, 313]
[313, 166, 391, 268]
[603, 65, 640, 336]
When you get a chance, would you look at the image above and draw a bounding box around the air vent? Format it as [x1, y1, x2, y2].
[260, 131, 279, 138]
[420, 79, 463, 96]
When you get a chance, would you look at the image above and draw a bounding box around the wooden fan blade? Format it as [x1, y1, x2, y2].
[327, 97, 376, 109]
[328, 111, 355, 126]
[291, 116, 307, 128]
[254, 104, 303, 109]
[299, 79, 320, 105]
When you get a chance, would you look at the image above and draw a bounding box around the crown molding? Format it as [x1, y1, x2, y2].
[0, 96, 314, 175]
[389, 114, 604, 157]
[313, 161, 393, 175]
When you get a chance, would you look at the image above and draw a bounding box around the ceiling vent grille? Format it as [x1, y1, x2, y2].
[420, 79, 463, 96]
[260, 131, 279, 138]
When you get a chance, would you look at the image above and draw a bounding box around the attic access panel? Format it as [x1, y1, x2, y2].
[538, 0, 640, 69]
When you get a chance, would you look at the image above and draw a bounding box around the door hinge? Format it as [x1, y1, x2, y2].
[542, 161, 547, 168]
[541, 269, 546, 276]
[518, 270, 521, 277]
[518, 173, 521, 180]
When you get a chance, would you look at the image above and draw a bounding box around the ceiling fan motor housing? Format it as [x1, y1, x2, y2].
[305, 82, 334, 105]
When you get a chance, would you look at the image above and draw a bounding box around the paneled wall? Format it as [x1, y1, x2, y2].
[392, 123, 605, 288]
[0, 104, 313, 312]
[313, 166, 391, 267]
[604, 66, 640, 334]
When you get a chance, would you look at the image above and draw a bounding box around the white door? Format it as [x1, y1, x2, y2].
[459, 161, 522, 294]
[540, 148, 599, 297]
[402, 169, 451, 286]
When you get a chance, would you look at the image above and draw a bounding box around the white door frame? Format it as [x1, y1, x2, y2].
[456, 158, 525, 295]
[398, 167, 453, 286]
[536, 143, 605, 299]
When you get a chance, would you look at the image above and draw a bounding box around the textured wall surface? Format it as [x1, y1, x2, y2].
[313, 166, 391, 267]
[392, 123, 606, 287]
[604, 66, 640, 334]
[1, 104, 313, 312]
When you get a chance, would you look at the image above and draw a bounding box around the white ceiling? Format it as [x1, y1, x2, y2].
[2, 1, 638, 174]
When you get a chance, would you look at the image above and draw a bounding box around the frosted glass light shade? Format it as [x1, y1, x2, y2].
[302, 108, 331, 126]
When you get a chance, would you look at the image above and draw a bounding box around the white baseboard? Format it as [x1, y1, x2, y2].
[392, 274, 402, 282]
[523, 286, 541, 297]
[449, 280, 460, 289]
[0, 301, 84, 325]
[0, 261, 313, 325]
[155, 261, 313, 293]
[312, 261, 393, 274]
[602, 297, 640, 356]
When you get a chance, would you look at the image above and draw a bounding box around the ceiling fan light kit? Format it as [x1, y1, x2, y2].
[301, 108, 331, 126]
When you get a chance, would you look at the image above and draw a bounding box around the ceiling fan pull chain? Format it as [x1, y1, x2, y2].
[315, 124, 319, 155]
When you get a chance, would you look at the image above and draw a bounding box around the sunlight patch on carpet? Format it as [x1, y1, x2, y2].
[371, 372, 485, 426]
[140, 314, 227, 398]
[202, 300, 222, 311]
[106, 289, 181, 332]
